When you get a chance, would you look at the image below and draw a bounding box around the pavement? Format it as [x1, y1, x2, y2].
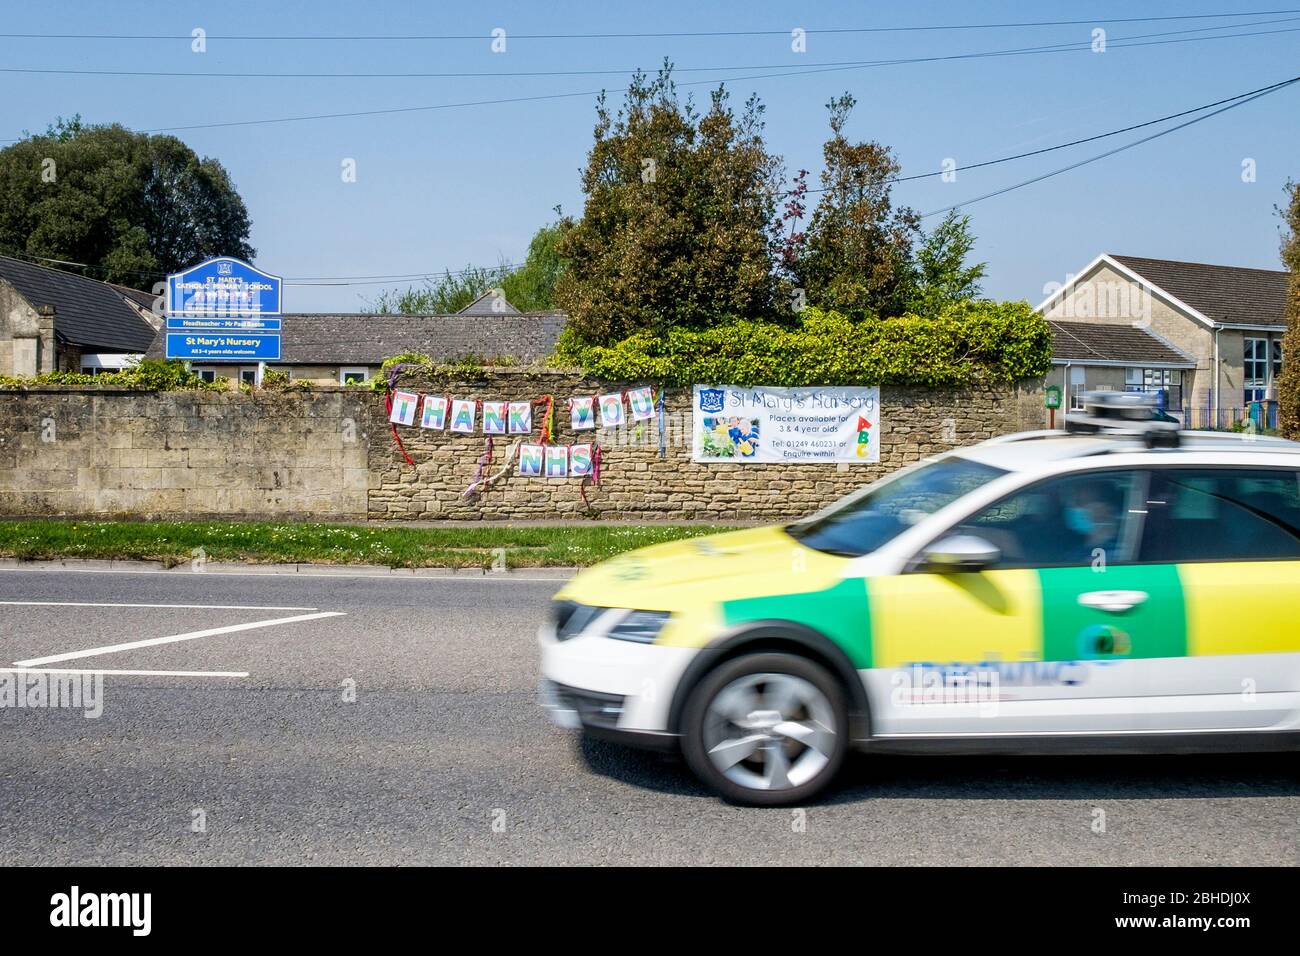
[1, 565, 1297, 866]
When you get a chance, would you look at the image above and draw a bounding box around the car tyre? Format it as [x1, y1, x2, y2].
[681, 652, 849, 806]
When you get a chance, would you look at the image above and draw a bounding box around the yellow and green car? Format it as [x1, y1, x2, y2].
[540, 423, 1300, 804]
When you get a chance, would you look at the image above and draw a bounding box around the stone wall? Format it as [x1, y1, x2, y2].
[0, 372, 1045, 521]
[0, 282, 56, 377]
[0, 387, 372, 519]
[366, 369, 1045, 521]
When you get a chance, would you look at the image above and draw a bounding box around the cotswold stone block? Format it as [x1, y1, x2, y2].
[0, 376, 1043, 521]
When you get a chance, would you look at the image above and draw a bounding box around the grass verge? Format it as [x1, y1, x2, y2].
[0, 520, 739, 569]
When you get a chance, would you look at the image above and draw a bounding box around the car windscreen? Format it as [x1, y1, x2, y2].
[788, 457, 1007, 558]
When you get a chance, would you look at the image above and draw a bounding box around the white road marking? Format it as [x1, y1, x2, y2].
[0, 600, 316, 611]
[12, 611, 345, 667]
[0, 667, 249, 678]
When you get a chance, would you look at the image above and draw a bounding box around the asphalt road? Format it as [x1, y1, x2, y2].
[0, 565, 1297, 866]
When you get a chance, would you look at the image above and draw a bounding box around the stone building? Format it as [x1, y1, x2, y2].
[0, 254, 160, 376]
[1038, 253, 1289, 427]
[144, 309, 568, 385]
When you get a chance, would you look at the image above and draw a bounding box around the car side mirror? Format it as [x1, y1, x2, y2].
[920, 534, 1001, 572]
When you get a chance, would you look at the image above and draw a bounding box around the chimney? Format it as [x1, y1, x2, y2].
[36, 305, 57, 373]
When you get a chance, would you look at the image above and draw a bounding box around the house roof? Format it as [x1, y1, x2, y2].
[145, 311, 568, 365]
[0, 255, 158, 352]
[111, 282, 160, 312]
[1108, 254, 1289, 327]
[456, 289, 521, 316]
[1047, 319, 1196, 368]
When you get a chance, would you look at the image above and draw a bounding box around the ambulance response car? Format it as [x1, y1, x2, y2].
[539, 395, 1300, 804]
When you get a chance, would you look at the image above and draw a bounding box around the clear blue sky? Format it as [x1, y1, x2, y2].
[3, 1, 1298, 312]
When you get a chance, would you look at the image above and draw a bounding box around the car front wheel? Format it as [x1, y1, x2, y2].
[681, 652, 849, 806]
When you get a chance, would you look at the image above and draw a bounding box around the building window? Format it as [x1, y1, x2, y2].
[1066, 366, 1087, 410]
[1244, 337, 1269, 403]
[1124, 368, 1175, 392]
[79, 353, 139, 376]
[1272, 339, 1283, 382]
[339, 367, 370, 385]
[239, 367, 258, 386]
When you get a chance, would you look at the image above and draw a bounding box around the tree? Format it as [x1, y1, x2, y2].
[898, 211, 988, 315]
[501, 220, 568, 310]
[789, 94, 920, 318]
[0, 117, 254, 287]
[555, 65, 783, 343]
[370, 263, 509, 315]
[369, 220, 568, 314]
[1278, 180, 1300, 439]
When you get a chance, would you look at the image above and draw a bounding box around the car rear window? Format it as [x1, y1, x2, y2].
[1138, 468, 1300, 563]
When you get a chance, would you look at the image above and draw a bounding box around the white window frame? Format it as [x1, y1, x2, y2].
[1244, 338, 1268, 387]
[80, 353, 139, 375]
[1124, 368, 1174, 393]
[339, 366, 370, 385]
[1244, 337, 1269, 404]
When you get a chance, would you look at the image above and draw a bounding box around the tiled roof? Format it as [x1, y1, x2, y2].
[457, 289, 521, 316]
[0, 255, 158, 352]
[1110, 254, 1289, 327]
[111, 283, 160, 312]
[145, 311, 568, 364]
[1048, 319, 1195, 367]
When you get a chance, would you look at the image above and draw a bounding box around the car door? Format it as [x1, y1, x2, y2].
[868, 467, 1180, 737]
[1134, 465, 1300, 731]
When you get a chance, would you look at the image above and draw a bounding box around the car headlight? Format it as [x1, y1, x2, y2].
[552, 600, 605, 642]
[606, 609, 671, 645]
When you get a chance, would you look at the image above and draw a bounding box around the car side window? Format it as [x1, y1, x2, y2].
[945, 470, 1141, 569]
[1138, 468, 1300, 563]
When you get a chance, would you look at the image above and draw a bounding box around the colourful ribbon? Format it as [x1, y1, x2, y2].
[534, 393, 555, 444]
[384, 390, 415, 466]
[464, 438, 521, 499]
[655, 386, 666, 459]
[463, 436, 494, 499]
[579, 443, 603, 508]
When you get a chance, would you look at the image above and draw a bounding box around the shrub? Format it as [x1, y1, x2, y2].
[554, 302, 1051, 387]
[0, 359, 222, 391]
[259, 367, 291, 390]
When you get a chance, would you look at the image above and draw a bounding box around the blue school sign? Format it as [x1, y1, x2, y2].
[165, 257, 282, 361]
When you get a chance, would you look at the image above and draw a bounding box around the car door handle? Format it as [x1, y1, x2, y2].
[1077, 590, 1149, 613]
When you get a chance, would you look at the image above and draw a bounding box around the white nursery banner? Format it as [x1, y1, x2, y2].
[692, 385, 880, 463]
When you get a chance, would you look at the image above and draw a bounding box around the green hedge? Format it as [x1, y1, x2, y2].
[555, 302, 1051, 387]
[0, 359, 223, 391]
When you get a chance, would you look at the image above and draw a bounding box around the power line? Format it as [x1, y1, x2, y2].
[921, 75, 1300, 218]
[290, 264, 523, 287]
[806, 73, 1300, 193]
[8, 72, 1298, 284]
[5, 15, 1298, 78]
[3, 250, 523, 285]
[6, 22, 1296, 145]
[2, 10, 1297, 41]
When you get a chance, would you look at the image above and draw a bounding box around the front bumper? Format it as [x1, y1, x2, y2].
[538, 679, 678, 750]
[537, 616, 700, 745]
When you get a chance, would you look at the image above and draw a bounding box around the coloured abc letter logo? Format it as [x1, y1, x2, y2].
[855, 415, 873, 457]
